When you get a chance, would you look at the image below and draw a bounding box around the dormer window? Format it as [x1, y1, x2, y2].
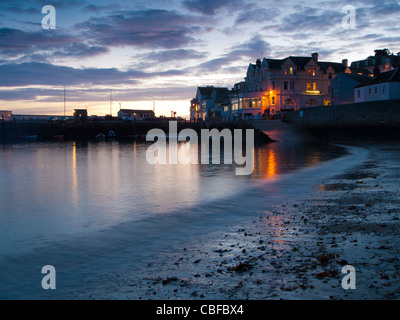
[313, 69, 316, 76]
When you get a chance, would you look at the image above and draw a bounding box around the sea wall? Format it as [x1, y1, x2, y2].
[284, 99, 400, 140]
[0, 120, 272, 144]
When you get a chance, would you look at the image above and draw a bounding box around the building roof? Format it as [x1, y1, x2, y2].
[356, 68, 400, 88]
[198, 86, 229, 100]
[263, 55, 345, 73]
[338, 72, 371, 84]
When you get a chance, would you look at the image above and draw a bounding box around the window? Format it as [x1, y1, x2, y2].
[313, 82, 317, 91]
[329, 72, 333, 80]
[291, 81, 295, 90]
[271, 81, 275, 90]
[285, 68, 288, 75]
[284, 81, 288, 90]
[313, 69, 316, 76]
[375, 86, 378, 94]
[382, 85, 385, 94]
[369, 88, 372, 95]
[308, 69, 311, 76]
[307, 82, 312, 90]
[357, 90, 361, 98]
[271, 96, 276, 105]
[290, 67, 294, 75]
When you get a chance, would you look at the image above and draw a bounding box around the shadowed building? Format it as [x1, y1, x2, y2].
[73, 109, 88, 122]
[331, 72, 371, 105]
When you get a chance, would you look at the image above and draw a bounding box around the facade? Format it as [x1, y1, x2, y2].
[355, 68, 400, 103]
[190, 49, 400, 122]
[331, 72, 371, 105]
[118, 109, 155, 120]
[242, 53, 347, 115]
[351, 49, 400, 74]
[193, 86, 229, 121]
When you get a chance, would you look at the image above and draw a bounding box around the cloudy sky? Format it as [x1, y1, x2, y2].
[0, 0, 399, 116]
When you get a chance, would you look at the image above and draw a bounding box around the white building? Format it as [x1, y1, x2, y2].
[355, 68, 400, 103]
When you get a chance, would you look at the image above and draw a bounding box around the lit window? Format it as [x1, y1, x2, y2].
[290, 67, 293, 75]
[285, 68, 288, 75]
[308, 69, 311, 76]
[313, 69, 316, 76]
[313, 82, 317, 91]
[307, 82, 311, 90]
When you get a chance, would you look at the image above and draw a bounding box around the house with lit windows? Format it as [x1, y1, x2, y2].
[243, 53, 348, 115]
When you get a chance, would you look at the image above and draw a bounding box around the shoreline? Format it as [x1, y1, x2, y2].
[90, 142, 399, 300]
[0, 142, 399, 300]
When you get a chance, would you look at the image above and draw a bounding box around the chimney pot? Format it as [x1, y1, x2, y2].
[312, 52, 319, 62]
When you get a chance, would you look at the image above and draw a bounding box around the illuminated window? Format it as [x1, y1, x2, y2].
[290, 67, 294, 75]
[313, 82, 317, 91]
[285, 68, 288, 75]
[307, 82, 311, 90]
[308, 69, 311, 76]
[313, 69, 316, 76]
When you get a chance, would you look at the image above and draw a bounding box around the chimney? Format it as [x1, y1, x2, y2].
[342, 59, 348, 68]
[312, 52, 319, 62]
[256, 59, 261, 67]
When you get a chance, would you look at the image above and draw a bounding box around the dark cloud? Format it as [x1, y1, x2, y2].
[235, 8, 281, 25]
[0, 62, 141, 87]
[82, 3, 121, 13]
[0, 0, 86, 14]
[76, 9, 207, 49]
[0, 28, 108, 60]
[0, 62, 185, 87]
[182, 0, 242, 15]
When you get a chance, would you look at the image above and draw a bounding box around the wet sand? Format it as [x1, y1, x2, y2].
[98, 142, 400, 300]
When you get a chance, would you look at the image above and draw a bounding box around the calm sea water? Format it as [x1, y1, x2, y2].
[0, 140, 345, 258]
[0, 138, 353, 299]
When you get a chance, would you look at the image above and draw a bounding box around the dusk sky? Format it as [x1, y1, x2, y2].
[0, 0, 399, 117]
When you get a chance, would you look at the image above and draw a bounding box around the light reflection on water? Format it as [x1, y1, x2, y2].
[0, 140, 346, 256]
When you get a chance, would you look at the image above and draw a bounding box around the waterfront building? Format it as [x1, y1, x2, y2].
[355, 68, 400, 103]
[244, 53, 348, 115]
[331, 72, 371, 105]
[192, 86, 229, 121]
[351, 49, 400, 74]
